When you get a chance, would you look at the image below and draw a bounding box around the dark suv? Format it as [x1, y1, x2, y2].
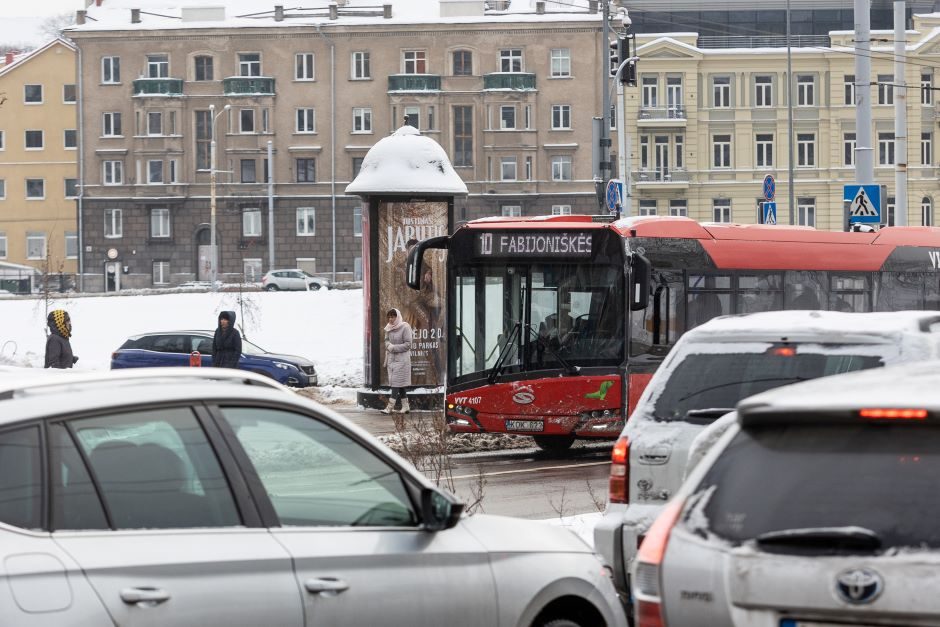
[110, 331, 317, 386]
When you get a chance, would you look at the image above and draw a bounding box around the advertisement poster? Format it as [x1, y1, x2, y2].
[378, 200, 448, 387]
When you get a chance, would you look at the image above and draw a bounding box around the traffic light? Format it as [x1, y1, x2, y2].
[621, 34, 637, 86]
[608, 38, 619, 78]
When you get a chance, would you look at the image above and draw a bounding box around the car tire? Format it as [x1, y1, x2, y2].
[537, 620, 583, 627]
[308, 282, 321, 291]
[533, 435, 576, 454]
[264, 284, 279, 291]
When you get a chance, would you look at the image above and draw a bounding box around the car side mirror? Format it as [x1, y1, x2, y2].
[421, 487, 464, 532]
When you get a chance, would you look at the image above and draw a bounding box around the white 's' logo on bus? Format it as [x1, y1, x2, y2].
[512, 386, 535, 404]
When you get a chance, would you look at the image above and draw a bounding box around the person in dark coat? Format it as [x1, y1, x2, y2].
[212, 311, 242, 368]
[45, 309, 78, 369]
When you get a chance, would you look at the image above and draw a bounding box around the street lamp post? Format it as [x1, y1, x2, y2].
[209, 103, 230, 292]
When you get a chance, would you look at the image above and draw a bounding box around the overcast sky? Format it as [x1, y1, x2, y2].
[0, 0, 85, 19]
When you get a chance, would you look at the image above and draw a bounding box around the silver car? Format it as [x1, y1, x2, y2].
[262, 269, 331, 291]
[0, 368, 626, 627]
[634, 360, 940, 626]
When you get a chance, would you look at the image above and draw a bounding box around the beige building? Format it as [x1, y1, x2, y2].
[625, 13, 940, 229]
[0, 39, 79, 292]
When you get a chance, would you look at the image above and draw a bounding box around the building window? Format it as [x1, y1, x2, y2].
[712, 76, 731, 108]
[642, 76, 658, 108]
[105, 208, 122, 238]
[922, 197, 933, 226]
[63, 84, 76, 103]
[147, 111, 162, 135]
[797, 75, 815, 106]
[103, 112, 122, 137]
[525, 155, 532, 180]
[501, 205, 522, 217]
[551, 104, 571, 130]
[147, 160, 164, 184]
[352, 107, 372, 133]
[25, 130, 43, 150]
[500, 49, 523, 72]
[667, 77, 683, 114]
[153, 261, 170, 285]
[404, 106, 420, 130]
[551, 155, 572, 181]
[454, 105, 472, 167]
[296, 207, 316, 236]
[428, 105, 435, 131]
[500, 105, 516, 130]
[150, 208, 170, 238]
[243, 209, 262, 237]
[797, 197, 816, 227]
[351, 51, 370, 79]
[352, 157, 364, 179]
[0, 180, 4, 198]
[844, 74, 856, 105]
[453, 50, 472, 76]
[797, 133, 816, 167]
[169, 159, 178, 184]
[26, 233, 46, 259]
[146, 54, 169, 78]
[194, 55, 214, 81]
[353, 206, 363, 236]
[295, 53, 315, 80]
[240, 109, 255, 133]
[844, 132, 856, 166]
[103, 160, 123, 185]
[669, 199, 688, 217]
[885, 197, 896, 227]
[879, 132, 895, 165]
[296, 108, 316, 133]
[877, 74, 893, 105]
[24, 84, 43, 104]
[500, 157, 517, 181]
[756, 133, 774, 167]
[102, 56, 120, 83]
[64, 129, 77, 149]
[551, 205, 572, 215]
[65, 232, 78, 259]
[922, 132, 932, 166]
[0, 131, 4, 150]
[922, 72, 933, 105]
[712, 134, 731, 168]
[0, 234, 6, 258]
[195, 110, 211, 171]
[639, 200, 657, 216]
[238, 53, 261, 77]
[296, 158, 316, 183]
[550, 48, 570, 78]
[754, 75, 772, 107]
[402, 50, 427, 74]
[240, 159, 257, 183]
[26, 179, 44, 199]
[65, 178, 78, 198]
[712, 199, 731, 223]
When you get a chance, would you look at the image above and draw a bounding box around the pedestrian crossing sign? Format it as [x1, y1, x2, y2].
[844, 184, 881, 224]
[762, 201, 777, 225]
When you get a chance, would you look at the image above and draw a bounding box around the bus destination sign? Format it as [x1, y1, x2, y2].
[475, 232, 593, 258]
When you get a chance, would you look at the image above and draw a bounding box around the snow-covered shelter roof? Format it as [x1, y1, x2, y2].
[346, 126, 468, 196]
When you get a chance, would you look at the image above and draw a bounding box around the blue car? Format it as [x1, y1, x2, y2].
[110, 330, 318, 387]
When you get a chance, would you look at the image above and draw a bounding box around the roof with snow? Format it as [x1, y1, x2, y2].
[345, 125, 468, 196]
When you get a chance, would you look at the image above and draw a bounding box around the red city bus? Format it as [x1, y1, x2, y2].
[407, 214, 940, 452]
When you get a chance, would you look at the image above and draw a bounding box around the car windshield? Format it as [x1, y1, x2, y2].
[241, 338, 266, 355]
[691, 423, 940, 551]
[651, 343, 888, 422]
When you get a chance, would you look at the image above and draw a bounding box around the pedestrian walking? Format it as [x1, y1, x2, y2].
[212, 311, 242, 369]
[45, 309, 78, 369]
[383, 308, 413, 414]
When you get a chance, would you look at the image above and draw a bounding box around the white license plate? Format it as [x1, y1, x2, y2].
[505, 419, 544, 432]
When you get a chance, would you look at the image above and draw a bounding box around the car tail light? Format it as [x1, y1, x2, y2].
[860, 408, 927, 420]
[770, 346, 796, 357]
[634, 497, 685, 627]
[111, 352, 118, 360]
[608, 435, 629, 504]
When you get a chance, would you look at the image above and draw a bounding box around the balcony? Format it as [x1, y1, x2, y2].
[133, 78, 183, 97]
[635, 169, 690, 189]
[223, 77, 275, 96]
[637, 106, 687, 127]
[388, 74, 441, 92]
[484, 72, 536, 91]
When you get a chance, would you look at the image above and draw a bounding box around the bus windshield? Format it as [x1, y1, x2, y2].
[451, 263, 624, 383]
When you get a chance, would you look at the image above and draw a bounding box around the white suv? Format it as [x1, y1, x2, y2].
[594, 310, 940, 605]
[262, 269, 330, 291]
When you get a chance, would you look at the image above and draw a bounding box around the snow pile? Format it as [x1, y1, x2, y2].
[297, 385, 359, 405]
[380, 431, 534, 455]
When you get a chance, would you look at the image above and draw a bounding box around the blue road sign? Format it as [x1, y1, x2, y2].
[762, 201, 777, 225]
[844, 184, 881, 224]
[762, 175, 776, 201]
[605, 180, 623, 212]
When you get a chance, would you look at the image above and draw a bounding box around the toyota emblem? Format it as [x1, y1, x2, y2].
[512, 386, 535, 405]
[834, 567, 883, 605]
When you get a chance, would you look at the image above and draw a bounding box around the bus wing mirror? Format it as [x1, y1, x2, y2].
[406, 235, 449, 290]
[630, 253, 651, 311]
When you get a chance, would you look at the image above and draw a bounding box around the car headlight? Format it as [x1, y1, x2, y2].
[274, 362, 295, 370]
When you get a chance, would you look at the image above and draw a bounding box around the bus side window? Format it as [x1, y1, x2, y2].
[829, 274, 872, 312]
[927, 278, 940, 310]
[736, 274, 784, 313]
[785, 271, 825, 310]
[875, 273, 926, 311]
[687, 274, 731, 329]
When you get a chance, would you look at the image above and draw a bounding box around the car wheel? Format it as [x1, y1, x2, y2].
[264, 284, 279, 291]
[308, 282, 321, 291]
[537, 620, 583, 627]
[533, 435, 576, 454]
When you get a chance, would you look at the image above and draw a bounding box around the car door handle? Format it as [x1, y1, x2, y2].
[120, 587, 171, 606]
[304, 577, 350, 595]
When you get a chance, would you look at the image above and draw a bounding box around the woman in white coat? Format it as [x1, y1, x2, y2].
[383, 308, 413, 414]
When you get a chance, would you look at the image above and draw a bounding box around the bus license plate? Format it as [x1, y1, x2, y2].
[505, 419, 544, 432]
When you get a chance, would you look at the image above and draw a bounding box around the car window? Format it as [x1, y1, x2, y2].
[241, 339, 266, 356]
[221, 407, 417, 527]
[50, 423, 109, 530]
[0, 427, 42, 530]
[151, 335, 187, 354]
[191, 336, 214, 354]
[691, 423, 940, 550]
[70, 408, 241, 529]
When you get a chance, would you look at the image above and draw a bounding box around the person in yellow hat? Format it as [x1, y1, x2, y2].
[45, 309, 78, 369]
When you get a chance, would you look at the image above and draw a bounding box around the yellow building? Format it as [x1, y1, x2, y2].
[0, 38, 78, 291]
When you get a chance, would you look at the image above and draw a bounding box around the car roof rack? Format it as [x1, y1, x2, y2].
[0, 367, 285, 401]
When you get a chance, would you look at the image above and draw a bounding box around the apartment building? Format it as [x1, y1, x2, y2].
[0, 39, 79, 292]
[66, 0, 608, 291]
[625, 12, 940, 229]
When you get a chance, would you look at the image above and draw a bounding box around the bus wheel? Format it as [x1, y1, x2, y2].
[533, 435, 576, 453]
